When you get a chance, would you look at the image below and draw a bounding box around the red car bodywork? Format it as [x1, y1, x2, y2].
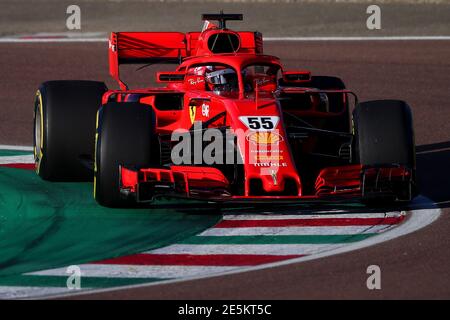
[102, 16, 411, 203]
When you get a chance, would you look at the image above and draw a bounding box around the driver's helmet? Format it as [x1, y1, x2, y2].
[205, 68, 237, 94]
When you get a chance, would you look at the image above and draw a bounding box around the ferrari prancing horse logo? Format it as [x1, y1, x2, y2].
[189, 104, 196, 124]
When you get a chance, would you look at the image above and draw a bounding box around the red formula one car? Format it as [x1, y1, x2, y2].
[34, 13, 417, 207]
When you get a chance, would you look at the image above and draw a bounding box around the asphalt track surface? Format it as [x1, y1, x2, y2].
[0, 39, 449, 299]
[1, 0, 450, 37]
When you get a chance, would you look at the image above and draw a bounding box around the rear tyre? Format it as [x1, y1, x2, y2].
[34, 80, 107, 181]
[309, 76, 346, 90]
[94, 102, 160, 207]
[353, 99, 416, 201]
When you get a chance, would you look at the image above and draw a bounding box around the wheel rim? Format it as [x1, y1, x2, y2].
[34, 105, 41, 157]
[34, 91, 43, 173]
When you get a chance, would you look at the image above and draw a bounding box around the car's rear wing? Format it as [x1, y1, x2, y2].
[109, 32, 188, 90]
[109, 31, 263, 90]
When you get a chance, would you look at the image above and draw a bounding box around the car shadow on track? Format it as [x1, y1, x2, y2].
[416, 141, 450, 210]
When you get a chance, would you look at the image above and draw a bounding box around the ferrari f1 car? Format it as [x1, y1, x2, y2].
[34, 13, 417, 207]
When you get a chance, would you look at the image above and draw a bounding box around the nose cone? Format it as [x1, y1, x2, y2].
[225, 99, 302, 196]
[245, 132, 301, 196]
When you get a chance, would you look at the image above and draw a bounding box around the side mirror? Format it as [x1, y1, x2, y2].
[282, 70, 311, 84]
[157, 72, 185, 83]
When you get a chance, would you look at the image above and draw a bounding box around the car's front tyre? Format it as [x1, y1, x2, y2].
[353, 99, 417, 202]
[94, 102, 160, 207]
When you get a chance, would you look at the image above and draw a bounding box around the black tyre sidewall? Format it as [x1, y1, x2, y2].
[309, 76, 346, 90]
[353, 99, 415, 168]
[95, 102, 159, 207]
[35, 80, 107, 181]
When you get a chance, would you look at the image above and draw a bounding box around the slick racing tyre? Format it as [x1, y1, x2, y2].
[94, 102, 160, 207]
[34, 80, 107, 181]
[353, 99, 416, 201]
[309, 76, 346, 90]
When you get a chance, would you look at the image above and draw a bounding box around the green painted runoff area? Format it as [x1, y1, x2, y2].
[0, 166, 220, 277]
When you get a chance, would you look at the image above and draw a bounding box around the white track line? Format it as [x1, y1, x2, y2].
[0, 286, 71, 300]
[0, 38, 108, 43]
[222, 212, 402, 219]
[146, 243, 343, 256]
[1, 36, 450, 44]
[199, 224, 396, 236]
[46, 200, 439, 299]
[0, 155, 34, 164]
[0, 145, 33, 151]
[29, 265, 238, 279]
[264, 36, 450, 41]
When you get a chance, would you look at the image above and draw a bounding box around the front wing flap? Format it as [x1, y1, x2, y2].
[119, 164, 414, 203]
